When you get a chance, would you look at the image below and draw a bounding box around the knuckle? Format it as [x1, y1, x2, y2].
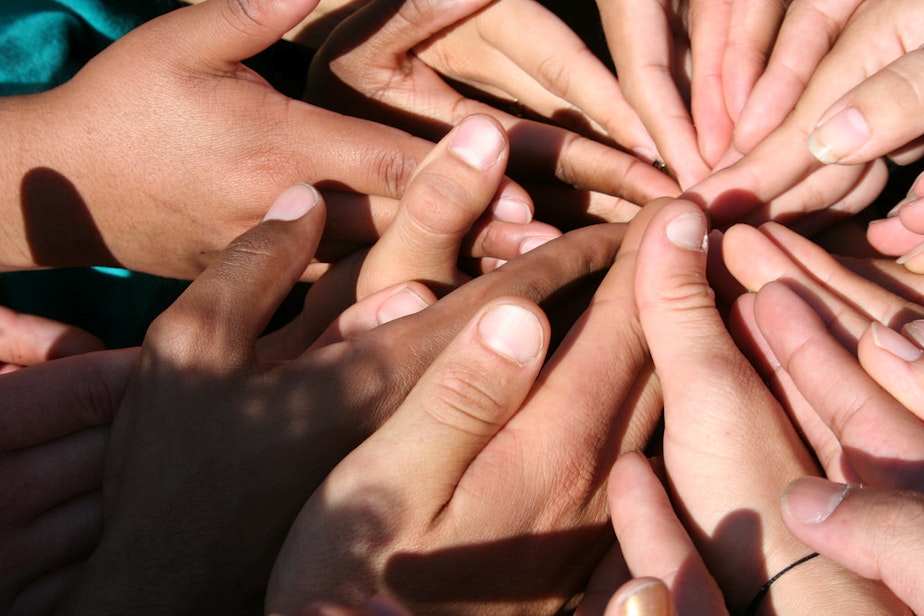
[373, 143, 418, 197]
[424, 364, 509, 437]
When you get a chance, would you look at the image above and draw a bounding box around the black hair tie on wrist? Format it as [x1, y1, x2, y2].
[744, 552, 821, 616]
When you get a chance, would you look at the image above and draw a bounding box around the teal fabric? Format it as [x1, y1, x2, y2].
[0, 0, 183, 348]
[0, 0, 175, 94]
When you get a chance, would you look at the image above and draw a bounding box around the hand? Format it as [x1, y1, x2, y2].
[306, 0, 680, 213]
[266, 214, 662, 614]
[1, 0, 468, 279]
[632, 199, 903, 612]
[686, 1, 924, 229]
[597, 0, 735, 187]
[721, 222, 924, 611]
[731, 0, 866, 153]
[60, 169, 625, 615]
[723, 221, 924, 487]
[411, 0, 657, 156]
[0, 349, 136, 614]
[0, 305, 104, 373]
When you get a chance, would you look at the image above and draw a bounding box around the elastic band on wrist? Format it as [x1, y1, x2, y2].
[744, 552, 820, 616]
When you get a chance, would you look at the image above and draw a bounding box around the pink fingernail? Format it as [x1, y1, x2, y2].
[807, 108, 870, 164]
[491, 196, 532, 224]
[263, 183, 321, 221]
[665, 212, 707, 251]
[450, 116, 505, 170]
[376, 287, 430, 325]
[783, 476, 852, 524]
[477, 303, 543, 365]
[871, 321, 923, 362]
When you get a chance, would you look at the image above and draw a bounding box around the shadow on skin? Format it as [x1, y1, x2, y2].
[21, 167, 120, 268]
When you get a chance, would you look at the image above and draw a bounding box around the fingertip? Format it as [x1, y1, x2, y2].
[782, 476, 852, 526]
[476, 302, 545, 365]
[376, 285, 434, 326]
[605, 578, 674, 616]
[263, 183, 323, 222]
[449, 114, 508, 171]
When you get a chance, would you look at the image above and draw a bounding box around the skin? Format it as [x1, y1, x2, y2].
[265, 201, 662, 615]
[0, 0, 539, 279]
[57, 129, 627, 614]
[0, 307, 104, 373]
[306, 0, 680, 210]
[0, 349, 136, 614]
[720, 222, 924, 610]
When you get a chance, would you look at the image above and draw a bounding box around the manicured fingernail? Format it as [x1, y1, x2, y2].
[491, 195, 532, 224]
[665, 212, 707, 251]
[807, 108, 870, 164]
[783, 476, 852, 524]
[519, 235, 556, 255]
[617, 579, 674, 616]
[377, 287, 431, 325]
[871, 321, 923, 362]
[450, 116, 505, 170]
[263, 183, 321, 221]
[896, 241, 924, 265]
[477, 303, 543, 365]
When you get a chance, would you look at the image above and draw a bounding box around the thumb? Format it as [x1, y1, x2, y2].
[807, 49, 924, 166]
[781, 476, 924, 613]
[178, 0, 320, 65]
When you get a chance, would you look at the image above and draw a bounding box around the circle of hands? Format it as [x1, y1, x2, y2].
[3, 0, 924, 615]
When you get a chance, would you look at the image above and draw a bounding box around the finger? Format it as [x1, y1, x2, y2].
[722, 221, 924, 352]
[169, 0, 322, 67]
[688, 0, 735, 166]
[463, 219, 560, 263]
[345, 299, 548, 507]
[733, 0, 863, 153]
[468, 0, 659, 156]
[2, 493, 100, 594]
[7, 561, 82, 616]
[634, 200, 817, 609]
[728, 292, 852, 483]
[0, 307, 104, 366]
[357, 114, 513, 299]
[0, 427, 106, 524]
[754, 281, 924, 491]
[781, 478, 924, 613]
[146, 184, 324, 366]
[607, 452, 726, 616]
[807, 49, 924, 166]
[868, 214, 924, 259]
[604, 578, 676, 616]
[600, 1, 713, 188]
[858, 320, 924, 420]
[0, 349, 136, 451]
[721, 0, 787, 122]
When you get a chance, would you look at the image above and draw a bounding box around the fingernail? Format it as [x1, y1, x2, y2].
[298, 602, 345, 616]
[807, 108, 870, 164]
[263, 183, 321, 221]
[665, 212, 707, 251]
[783, 476, 852, 524]
[491, 195, 532, 224]
[377, 287, 431, 325]
[632, 147, 659, 165]
[519, 235, 556, 255]
[871, 321, 923, 362]
[896, 241, 924, 265]
[450, 116, 505, 170]
[902, 320, 924, 348]
[477, 303, 543, 365]
[616, 579, 674, 616]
